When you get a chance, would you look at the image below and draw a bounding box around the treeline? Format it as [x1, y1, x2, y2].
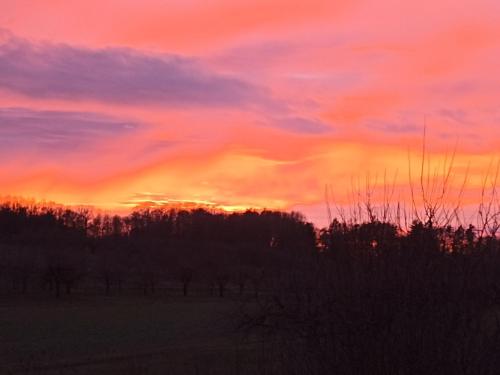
[0, 203, 315, 297]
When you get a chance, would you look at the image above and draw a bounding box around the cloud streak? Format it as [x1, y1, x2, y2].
[0, 107, 138, 155]
[0, 31, 266, 108]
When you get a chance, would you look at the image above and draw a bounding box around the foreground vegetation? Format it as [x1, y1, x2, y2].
[1, 198, 500, 373]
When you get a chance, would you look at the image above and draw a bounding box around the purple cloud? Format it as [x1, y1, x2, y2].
[275, 116, 332, 134]
[0, 107, 137, 155]
[366, 119, 420, 134]
[0, 31, 266, 108]
[437, 109, 469, 125]
[0, 30, 332, 135]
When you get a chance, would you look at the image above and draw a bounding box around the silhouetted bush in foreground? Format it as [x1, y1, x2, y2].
[241, 220, 500, 374]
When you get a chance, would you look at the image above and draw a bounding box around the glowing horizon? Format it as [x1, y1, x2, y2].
[1, 0, 499, 226]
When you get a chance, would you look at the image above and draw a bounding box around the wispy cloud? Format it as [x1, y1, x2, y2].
[0, 31, 267, 108]
[0, 107, 138, 154]
[274, 116, 332, 134]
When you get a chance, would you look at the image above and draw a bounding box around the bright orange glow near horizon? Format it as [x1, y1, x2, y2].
[1, 0, 499, 226]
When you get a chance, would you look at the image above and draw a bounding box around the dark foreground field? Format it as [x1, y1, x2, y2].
[0, 293, 264, 375]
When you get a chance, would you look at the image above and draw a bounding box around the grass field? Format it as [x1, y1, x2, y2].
[0, 293, 263, 374]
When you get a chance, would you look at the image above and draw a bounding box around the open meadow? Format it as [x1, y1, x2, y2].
[0, 292, 263, 374]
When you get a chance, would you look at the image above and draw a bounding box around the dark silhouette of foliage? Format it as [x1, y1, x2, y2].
[1, 200, 500, 373]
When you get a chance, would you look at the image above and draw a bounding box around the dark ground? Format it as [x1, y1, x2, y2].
[0, 292, 264, 374]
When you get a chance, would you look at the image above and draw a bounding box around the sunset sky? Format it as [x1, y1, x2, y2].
[1, 0, 499, 225]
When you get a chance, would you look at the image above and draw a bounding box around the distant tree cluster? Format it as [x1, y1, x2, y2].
[0, 203, 315, 298]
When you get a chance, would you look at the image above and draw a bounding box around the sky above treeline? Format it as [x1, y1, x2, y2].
[0, 0, 499, 225]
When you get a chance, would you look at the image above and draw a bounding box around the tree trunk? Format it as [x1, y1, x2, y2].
[55, 280, 61, 298]
[21, 278, 27, 294]
[105, 277, 111, 296]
